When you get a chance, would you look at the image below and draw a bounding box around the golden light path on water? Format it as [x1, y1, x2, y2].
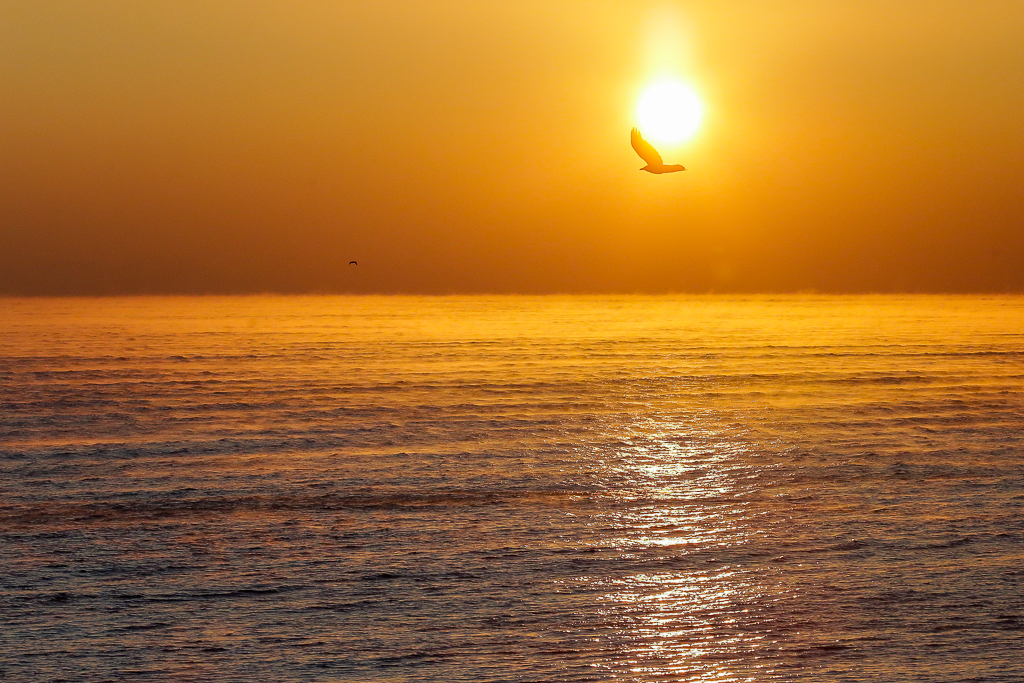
[564, 414, 789, 682]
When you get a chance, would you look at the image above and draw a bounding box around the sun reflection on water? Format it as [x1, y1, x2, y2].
[583, 420, 784, 681]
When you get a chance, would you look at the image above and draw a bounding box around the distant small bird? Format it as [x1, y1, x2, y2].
[631, 128, 686, 174]
[349, 261, 358, 265]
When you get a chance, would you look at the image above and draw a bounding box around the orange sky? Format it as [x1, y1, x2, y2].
[2, 0, 1023, 294]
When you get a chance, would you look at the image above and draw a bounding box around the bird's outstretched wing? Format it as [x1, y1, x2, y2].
[631, 128, 663, 166]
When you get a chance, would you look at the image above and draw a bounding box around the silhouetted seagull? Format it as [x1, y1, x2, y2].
[631, 128, 686, 174]
[349, 261, 358, 265]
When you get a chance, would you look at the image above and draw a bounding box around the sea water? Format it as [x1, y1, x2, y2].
[1, 295, 1022, 682]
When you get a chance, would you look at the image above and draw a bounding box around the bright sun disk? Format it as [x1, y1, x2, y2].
[636, 80, 703, 145]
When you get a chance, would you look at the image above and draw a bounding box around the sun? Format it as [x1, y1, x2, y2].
[636, 80, 703, 145]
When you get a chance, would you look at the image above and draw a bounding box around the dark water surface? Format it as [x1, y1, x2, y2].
[1, 295, 1023, 682]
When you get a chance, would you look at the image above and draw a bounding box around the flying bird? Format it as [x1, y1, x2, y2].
[349, 261, 358, 265]
[631, 128, 686, 174]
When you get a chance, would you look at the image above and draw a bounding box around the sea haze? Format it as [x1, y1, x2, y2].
[1, 295, 1022, 682]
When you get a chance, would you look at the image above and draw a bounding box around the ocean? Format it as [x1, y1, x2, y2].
[1, 295, 1022, 682]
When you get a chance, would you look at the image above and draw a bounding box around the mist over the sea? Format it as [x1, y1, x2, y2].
[2, 295, 1023, 682]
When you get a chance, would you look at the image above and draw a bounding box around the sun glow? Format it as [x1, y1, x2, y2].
[636, 80, 703, 145]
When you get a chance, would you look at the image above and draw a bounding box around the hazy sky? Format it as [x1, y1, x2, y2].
[3, 0, 1023, 294]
